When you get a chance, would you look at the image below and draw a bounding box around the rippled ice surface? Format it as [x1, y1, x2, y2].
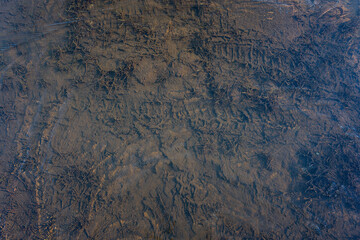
[0, 0, 359, 239]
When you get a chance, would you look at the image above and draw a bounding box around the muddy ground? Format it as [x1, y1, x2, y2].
[0, 0, 359, 239]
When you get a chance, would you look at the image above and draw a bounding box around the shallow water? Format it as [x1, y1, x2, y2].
[0, 0, 359, 239]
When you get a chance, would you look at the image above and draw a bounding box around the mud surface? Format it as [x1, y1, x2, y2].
[0, 0, 359, 239]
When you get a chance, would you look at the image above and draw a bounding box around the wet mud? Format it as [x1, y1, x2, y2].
[0, 0, 359, 239]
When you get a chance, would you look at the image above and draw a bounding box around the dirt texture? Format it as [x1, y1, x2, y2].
[0, 0, 359, 239]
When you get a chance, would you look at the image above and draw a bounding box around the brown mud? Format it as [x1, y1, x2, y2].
[0, 0, 359, 239]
